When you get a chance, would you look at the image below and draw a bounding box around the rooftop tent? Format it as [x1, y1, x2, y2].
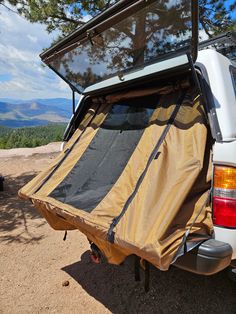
[19, 82, 213, 270]
[40, 0, 199, 94]
[18, 0, 214, 270]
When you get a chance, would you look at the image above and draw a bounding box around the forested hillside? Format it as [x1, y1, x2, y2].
[0, 99, 72, 128]
[0, 124, 66, 149]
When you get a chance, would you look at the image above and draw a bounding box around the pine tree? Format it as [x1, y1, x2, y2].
[1, 0, 235, 38]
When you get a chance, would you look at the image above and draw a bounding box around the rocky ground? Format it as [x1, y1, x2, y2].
[0, 143, 235, 314]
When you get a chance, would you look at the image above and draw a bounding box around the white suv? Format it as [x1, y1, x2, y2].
[35, 0, 236, 279]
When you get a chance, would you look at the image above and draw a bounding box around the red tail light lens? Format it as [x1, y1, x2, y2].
[213, 196, 236, 227]
[213, 166, 236, 228]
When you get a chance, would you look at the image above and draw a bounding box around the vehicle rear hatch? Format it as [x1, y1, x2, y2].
[40, 0, 199, 95]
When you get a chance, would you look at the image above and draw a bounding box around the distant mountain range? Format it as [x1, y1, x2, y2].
[0, 98, 74, 128]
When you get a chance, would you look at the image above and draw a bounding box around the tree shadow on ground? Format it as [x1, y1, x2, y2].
[62, 251, 236, 314]
[0, 173, 45, 244]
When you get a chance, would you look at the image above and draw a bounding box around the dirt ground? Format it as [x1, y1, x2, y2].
[0, 143, 235, 314]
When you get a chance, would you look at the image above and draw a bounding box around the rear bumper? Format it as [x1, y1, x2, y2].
[174, 239, 232, 275]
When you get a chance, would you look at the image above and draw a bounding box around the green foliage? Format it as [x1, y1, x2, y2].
[1, 0, 116, 36]
[199, 0, 236, 37]
[0, 124, 66, 149]
[1, 0, 235, 39]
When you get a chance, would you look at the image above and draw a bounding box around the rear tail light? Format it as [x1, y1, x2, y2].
[213, 166, 236, 228]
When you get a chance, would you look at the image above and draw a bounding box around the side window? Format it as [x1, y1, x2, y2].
[230, 66, 236, 97]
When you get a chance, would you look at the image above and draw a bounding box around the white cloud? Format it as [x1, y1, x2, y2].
[0, 6, 71, 99]
[199, 29, 210, 41]
[82, 14, 92, 22]
[58, 79, 69, 91]
[27, 34, 38, 43]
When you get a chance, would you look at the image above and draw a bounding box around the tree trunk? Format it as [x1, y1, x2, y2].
[133, 13, 146, 66]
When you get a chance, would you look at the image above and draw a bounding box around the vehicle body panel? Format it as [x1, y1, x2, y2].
[212, 140, 236, 260]
[197, 50, 236, 140]
[214, 227, 236, 260]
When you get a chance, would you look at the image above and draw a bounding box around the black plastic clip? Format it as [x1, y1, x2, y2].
[107, 219, 117, 243]
[107, 230, 115, 244]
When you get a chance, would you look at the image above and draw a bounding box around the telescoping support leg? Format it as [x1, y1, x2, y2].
[134, 256, 141, 281]
[0, 176, 4, 191]
[144, 260, 150, 293]
[135, 257, 150, 292]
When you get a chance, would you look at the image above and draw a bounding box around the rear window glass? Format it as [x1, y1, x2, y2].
[103, 96, 159, 130]
[48, 0, 192, 93]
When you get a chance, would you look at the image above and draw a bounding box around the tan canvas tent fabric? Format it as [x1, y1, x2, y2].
[19, 85, 213, 270]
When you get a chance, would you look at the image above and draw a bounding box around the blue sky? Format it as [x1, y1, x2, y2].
[227, 0, 236, 17]
[0, 1, 235, 100]
[0, 6, 71, 99]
